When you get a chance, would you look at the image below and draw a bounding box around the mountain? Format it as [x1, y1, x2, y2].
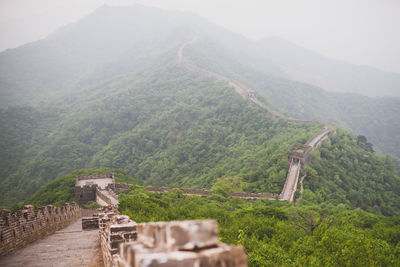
[0, 5, 194, 106]
[0, 49, 321, 206]
[1, 6, 398, 158]
[183, 38, 400, 157]
[0, 5, 399, 214]
[256, 36, 400, 97]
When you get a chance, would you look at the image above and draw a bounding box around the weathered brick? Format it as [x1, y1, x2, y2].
[82, 217, 99, 230]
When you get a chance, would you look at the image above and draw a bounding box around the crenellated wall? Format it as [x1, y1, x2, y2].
[0, 203, 82, 256]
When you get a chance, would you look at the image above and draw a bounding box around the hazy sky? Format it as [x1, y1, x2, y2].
[1, 0, 399, 73]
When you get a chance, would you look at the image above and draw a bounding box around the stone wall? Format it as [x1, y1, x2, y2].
[231, 192, 277, 199]
[92, 207, 247, 267]
[146, 186, 275, 199]
[76, 173, 114, 180]
[0, 203, 82, 256]
[75, 185, 97, 203]
[96, 188, 119, 207]
[115, 183, 132, 194]
[75, 173, 116, 204]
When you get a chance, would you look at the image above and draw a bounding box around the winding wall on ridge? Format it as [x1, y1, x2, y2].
[178, 37, 335, 202]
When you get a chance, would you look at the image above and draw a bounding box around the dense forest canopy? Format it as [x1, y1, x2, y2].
[117, 187, 400, 267]
[0, 58, 321, 206]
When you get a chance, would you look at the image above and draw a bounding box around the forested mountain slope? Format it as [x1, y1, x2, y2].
[0, 5, 399, 214]
[0, 5, 192, 106]
[0, 54, 320, 206]
[0, 5, 399, 157]
[184, 39, 400, 157]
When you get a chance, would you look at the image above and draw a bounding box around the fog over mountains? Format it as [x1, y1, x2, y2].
[1, 5, 398, 153]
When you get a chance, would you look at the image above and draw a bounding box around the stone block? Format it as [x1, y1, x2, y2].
[120, 243, 247, 267]
[198, 245, 247, 267]
[137, 220, 218, 251]
[110, 222, 137, 233]
[82, 217, 99, 230]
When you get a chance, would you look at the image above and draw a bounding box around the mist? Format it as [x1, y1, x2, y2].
[1, 0, 400, 73]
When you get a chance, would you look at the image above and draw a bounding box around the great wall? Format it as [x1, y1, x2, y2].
[0, 174, 248, 266]
[178, 37, 335, 202]
[0, 38, 334, 266]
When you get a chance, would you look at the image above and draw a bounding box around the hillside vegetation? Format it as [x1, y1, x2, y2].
[20, 165, 400, 266]
[20, 168, 137, 208]
[21, 122, 400, 217]
[118, 186, 400, 266]
[184, 39, 400, 157]
[0, 5, 399, 216]
[0, 59, 320, 206]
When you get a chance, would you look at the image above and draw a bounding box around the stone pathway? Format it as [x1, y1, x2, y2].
[0, 218, 103, 267]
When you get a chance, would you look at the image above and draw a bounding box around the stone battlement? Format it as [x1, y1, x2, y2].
[0, 203, 82, 256]
[75, 173, 116, 203]
[89, 207, 247, 267]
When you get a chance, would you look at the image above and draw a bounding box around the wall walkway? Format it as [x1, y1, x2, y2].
[178, 37, 335, 202]
[0, 218, 102, 266]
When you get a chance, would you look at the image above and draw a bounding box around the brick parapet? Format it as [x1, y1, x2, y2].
[0, 203, 82, 256]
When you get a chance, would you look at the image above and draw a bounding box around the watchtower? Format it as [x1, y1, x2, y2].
[74, 174, 115, 203]
[288, 143, 313, 166]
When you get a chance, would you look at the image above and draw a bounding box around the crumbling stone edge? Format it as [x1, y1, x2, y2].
[87, 206, 248, 267]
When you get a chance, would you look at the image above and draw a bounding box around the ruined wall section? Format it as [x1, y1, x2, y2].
[0, 203, 82, 256]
